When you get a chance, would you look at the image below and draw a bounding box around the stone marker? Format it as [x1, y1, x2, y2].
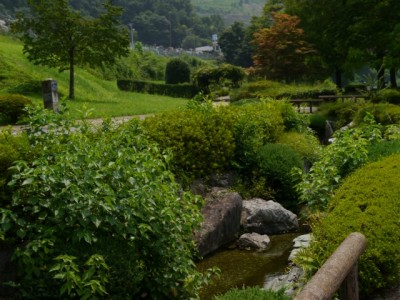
[42, 78, 59, 112]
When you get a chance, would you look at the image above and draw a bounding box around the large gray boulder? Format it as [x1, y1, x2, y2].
[241, 198, 299, 234]
[195, 187, 243, 257]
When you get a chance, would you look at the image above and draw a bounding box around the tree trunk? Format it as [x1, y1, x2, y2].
[69, 47, 75, 99]
[390, 68, 397, 88]
[335, 67, 342, 89]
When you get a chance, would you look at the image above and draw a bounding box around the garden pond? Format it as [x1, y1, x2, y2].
[197, 232, 301, 299]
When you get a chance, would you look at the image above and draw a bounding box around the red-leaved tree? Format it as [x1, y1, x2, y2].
[252, 13, 315, 82]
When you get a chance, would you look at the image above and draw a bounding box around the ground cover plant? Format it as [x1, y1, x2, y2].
[296, 154, 400, 297]
[0, 107, 212, 299]
[214, 287, 290, 300]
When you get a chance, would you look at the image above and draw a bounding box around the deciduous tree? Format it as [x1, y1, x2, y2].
[12, 0, 129, 99]
[252, 13, 315, 82]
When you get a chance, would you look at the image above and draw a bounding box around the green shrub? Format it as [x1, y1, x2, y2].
[316, 101, 363, 129]
[1, 108, 208, 299]
[366, 139, 400, 162]
[308, 114, 327, 141]
[228, 102, 285, 175]
[0, 94, 32, 124]
[7, 79, 42, 95]
[214, 287, 290, 300]
[143, 103, 236, 181]
[165, 58, 191, 84]
[117, 79, 199, 98]
[277, 131, 322, 165]
[354, 103, 400, 125]
[254, 143, 303, 208]
[0, 128, 31, 206]
[373, 88, 400, 104]
[297, 154, 400, 297]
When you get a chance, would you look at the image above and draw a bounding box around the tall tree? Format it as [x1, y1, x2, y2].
[252, 13, 315, 82]
[219, 22, 252, 67]
[11, 0, 129, 99]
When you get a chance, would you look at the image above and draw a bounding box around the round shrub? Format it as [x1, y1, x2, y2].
[354, 103, 400, 125]
[316, 101, 363, 128]
[298, 154, 400, 297]
[277, 131, 321, 165]
[366, 139, 400, 162]
[0, 94, 32, 124]
[254, 143, 303, 208]
[165, 58, 191, 84]
[374, 88, 400, 104]
[309, 114, 327, 141]
[2, 118, 206, 299]
[143, 105, 236, 181]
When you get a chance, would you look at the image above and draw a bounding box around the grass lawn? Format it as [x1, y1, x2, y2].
[0, 34, 188, 120]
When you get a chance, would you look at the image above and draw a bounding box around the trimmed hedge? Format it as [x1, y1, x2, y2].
[298, 154, 400, 297]
[354, 103, 400, 125]
[117, 79, 199, 98]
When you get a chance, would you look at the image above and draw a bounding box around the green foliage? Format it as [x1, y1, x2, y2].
[1, 107, 207, 299]
[297, 154, 400, 297]
[0, 128, 31, 205]
[230, 79, 337, 102]
[214, 287, 290, 300]
[354, 103, 400, 125]
[193, 64, 246, 93]
[165, 58, 191, 84]
[117, 79, 199, 98]
[294, 114, 383, 211]
[366, 139, 400, 162]
[254, 143, 303, 208]
[143, 103, 236, 181]
[229, 101, 285, 174]
[277, 131, 322, 165]
[315, 101, 363, 129]
[0, 94, 32, 124]
[373, 88, 400, 104]
[11, 0, 129, 99]
[308, 114, 327, 141]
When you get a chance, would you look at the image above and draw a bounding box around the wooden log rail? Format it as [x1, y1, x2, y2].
[318, 95, 366, 102]
[295, 232, 367, 300]
[289, 99, 324, 113]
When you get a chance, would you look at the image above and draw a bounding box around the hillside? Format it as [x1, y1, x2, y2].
[0, 34, 187, 120]
[191, 0, 266, 25]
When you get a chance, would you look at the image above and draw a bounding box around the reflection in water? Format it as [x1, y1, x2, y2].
[197, 233, 300, 300]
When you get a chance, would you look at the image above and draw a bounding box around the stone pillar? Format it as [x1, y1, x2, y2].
[42, 78, 59, 112]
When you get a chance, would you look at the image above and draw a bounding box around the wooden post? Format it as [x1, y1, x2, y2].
[294, 232, 367, 300]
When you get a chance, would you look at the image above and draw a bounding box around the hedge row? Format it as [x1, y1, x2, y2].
[117, 79, 199, 98]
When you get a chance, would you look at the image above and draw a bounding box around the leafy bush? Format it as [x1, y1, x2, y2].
[294, 114, 383, 211]
[315, 101, 363, 129]
[165, 58, 191, 84]
[373, 88, 400, 104]
[117, 79, 199, 98]
[0, 94, 32, 124]
[143, 102, 236, 181]
[354, 103, 400, 125]
[308, 114, 327, 142]
[366, 139, 400, 162]
[297, 154, 400, 297]
[0, 128, 31, 206]
[277, 131, 322, 165]
[230, 79, 337, 102]
[254, 143, 303, 208]
[214, 287, 290, 300]
[1, 107, 208, 299]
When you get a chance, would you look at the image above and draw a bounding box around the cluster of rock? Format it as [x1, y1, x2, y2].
[193, 182, 310, 297]
[193, 186, 300, 257]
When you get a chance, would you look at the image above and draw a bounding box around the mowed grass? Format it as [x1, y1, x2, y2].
[0, 34, 188, 119]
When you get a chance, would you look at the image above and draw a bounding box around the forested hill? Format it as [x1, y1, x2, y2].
[0, 0, 227, 48]
[191, 0, 265, 25]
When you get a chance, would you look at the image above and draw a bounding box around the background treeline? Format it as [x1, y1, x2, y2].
[0, 0, 225, 48]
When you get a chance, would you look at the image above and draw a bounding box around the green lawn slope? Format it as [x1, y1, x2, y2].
[0, 34, 187, 119]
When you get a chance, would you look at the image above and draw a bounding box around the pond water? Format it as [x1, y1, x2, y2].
[197, 232, 300, 300]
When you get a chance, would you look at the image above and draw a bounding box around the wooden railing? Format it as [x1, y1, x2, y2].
[295, 232, 367, 300]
